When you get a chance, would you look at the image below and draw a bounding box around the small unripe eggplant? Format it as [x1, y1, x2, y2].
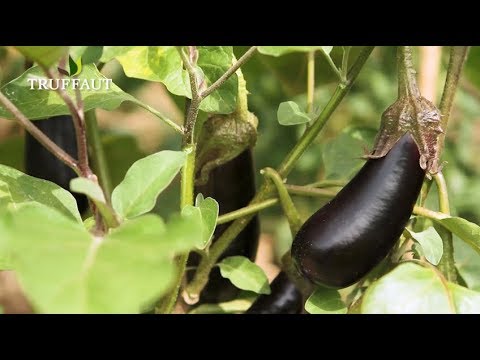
[25, 115, 89, 213]
[246, 271, 303, 314]
[189, 149, 260, 303]
[291, 133, 425, 288]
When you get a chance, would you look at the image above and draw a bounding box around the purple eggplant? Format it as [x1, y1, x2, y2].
[291, 133, 425, 288]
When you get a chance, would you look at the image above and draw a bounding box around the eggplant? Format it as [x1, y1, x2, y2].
[246, 271, 303, 314]
[25, 115, 89, 213]
[291, 133, 425, 288]
[188, 149, 259, 303]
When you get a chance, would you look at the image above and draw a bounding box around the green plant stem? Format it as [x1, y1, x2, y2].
[320, 49, 343, 83]
[85, 110, 112, 202]
[261, 168, 303, 235]
[413, 205, 448, 221]
[438, 46, 469, 153]
[307, 51, 315, 114]
[306, 179, 347, 188]
[217, 199, 279, 225]
[184, 46, 375, 301]
[341, 46, 351, 81]
[433, 172, 456, 282]
[135, 101, 183, 135]
[285, 184, 338, 198]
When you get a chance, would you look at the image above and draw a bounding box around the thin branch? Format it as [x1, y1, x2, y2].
[0, 91, 79, 173]
[413, 205, 448, 221]
[200, 46, 257, 99]
[438, 46, 470, 152]
[285, 184, 338, 198]
[433, 172, 450, 215]
[307, 51, 315, 114]
[41, 67, 91, 177]
[217, 199, 279, 225]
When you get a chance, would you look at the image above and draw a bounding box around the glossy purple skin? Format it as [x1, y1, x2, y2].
[246, 272, 303, 314]
[291, 133, 425, 288]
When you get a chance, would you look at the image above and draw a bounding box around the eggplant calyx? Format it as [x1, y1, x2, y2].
[367, 95, 442, 177]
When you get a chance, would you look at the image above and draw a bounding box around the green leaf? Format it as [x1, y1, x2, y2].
[70, 46, 103, 65]
[70, 178, 119, 227]
[0, 65, 137, 120]
[277, 101, 311, 126]
[437, 217, 480, 255]
[449, 283, 480, 313]
[454, 236, 480, 291]
[405, 227, 443, 265]
[181, 195, 218, 249]
[196, 195, 218, 248]
[0, 164, 81, 222]
[15, 46, 69, 67]
[322, 126, 377, 180]
[112, 150, 186, 219]
[3, 203, 199, 313]
[258, 46, 332, 57]
[305, 286, 347, 314]
[362, 262, 480, 314]
[100, 46, 237, 114]
[218, 256, 270, 294]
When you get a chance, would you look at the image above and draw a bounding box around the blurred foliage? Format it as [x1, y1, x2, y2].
[1, 45, 480, 268]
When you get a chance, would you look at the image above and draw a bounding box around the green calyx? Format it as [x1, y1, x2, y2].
[195, 67, 258, 186]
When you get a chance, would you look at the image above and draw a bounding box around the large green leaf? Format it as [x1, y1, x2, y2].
[305, 286, 347, 314]
[258, 46, 333, 57]
[438, 217, 480, 255]
[3, 203, 200, 313]
[218, 256, 270, 294]
[15, 46, 69, 67]
[112, 150, 186, 219]
[0, 164, 81, 222]
[362, 262, 480, 314]
[406, 227, 443, 265]
[0, 64, 136, 120]
[454, 236, 480, 291]
[100, 46, 237, 114]
[322, 126, 377, 180]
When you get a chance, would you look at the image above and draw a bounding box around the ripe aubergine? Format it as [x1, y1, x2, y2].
[246, 271, 303, 314]
[189, 149, 260, 303]
[25, 115, 89, 213]
[291, 133, 425, 288]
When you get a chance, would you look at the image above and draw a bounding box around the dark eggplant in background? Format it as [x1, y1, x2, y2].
[188, 149, 260, 303]
[292, 133, 425, 288]
[246, 271, 303, 314]
[25, 115, 89, 214]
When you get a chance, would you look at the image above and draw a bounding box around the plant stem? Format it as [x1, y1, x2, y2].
[397, 46, 420, 98]
[341, 46, 351, 82]
[433, 172, 456, 282]
[285, 184, 338, 198]
[306, 179, 347, 188]
[85, 110, 112, 202]
[42, 67, 91, 177]
[261, 167, 303, 235]
[185, 46, 375, 301]
[0, 91, 80, 174]
[307, 51, 315, 114]
[217, 199, 279, 225]
[134, 101, 184, 135]
[438, 46, 469, 153]
[433, 172, 450, 214]
[320, 49, 343, 83]
[413, 205, 448, 221]
[200, 46, 257, 99]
